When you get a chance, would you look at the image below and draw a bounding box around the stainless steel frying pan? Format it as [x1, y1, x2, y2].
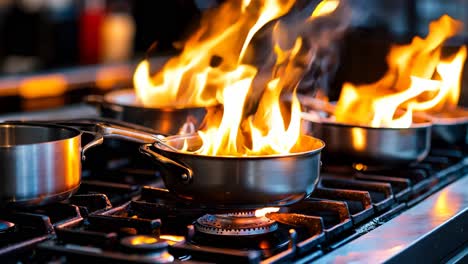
[296, 96, 432, 167]
[303, 117, 432, 167]
[93, 123, 325, 209]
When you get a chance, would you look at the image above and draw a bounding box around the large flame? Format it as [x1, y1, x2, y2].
[334, 15, 467, 128]
[196, 37, 305, 156]
[134, 0, 345, 156]
[133, 0, 297, 108]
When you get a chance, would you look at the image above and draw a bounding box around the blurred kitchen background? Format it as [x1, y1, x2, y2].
[0, 0, 467, 114]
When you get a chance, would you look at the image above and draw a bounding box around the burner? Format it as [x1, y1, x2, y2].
[195, 211, 278, 236]
[120, 235, 174, 262]
[0, 220, 15, 233]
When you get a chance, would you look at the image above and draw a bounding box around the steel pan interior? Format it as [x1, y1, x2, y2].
[145, 135, 325, 209]
[0, 124, 80, 146]
[99, 89, 209, 135]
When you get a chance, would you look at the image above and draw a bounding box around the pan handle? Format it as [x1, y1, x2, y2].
[94, 123, 180, 152]
[81, 131, 104, 161]
[139, 144, 193, 183]
[96, 122, 159, 143]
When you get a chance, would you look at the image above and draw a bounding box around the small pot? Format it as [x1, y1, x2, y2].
[93, 123, 325, 209]
[85, 89, 210, 135]
[0, 122, 103, 207]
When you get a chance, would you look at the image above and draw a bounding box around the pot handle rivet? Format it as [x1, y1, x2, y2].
[181, 173, 191, 183]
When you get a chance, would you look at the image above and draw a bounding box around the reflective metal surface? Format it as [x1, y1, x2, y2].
[146, 135, 325, 209]
[432, 121, 468, 147]
[195, 212, 278, 236]
[89, 123, 325, 209]
[0, 123, 82, 206]
[420, 107, 468, 147]
[87, 89, 209, 135]
[316, 173, 468, 263]
[91, 123, 193, 177]
[306, 120, 431, 166]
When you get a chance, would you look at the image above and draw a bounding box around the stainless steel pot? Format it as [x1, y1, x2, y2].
[86, 89, 210, 135]
[0, 122, 103, 207]
[94, 123, 325, 209]
[303, 117, 432, 167]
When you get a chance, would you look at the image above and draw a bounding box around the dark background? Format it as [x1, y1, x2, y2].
[0, 0, 467, 112]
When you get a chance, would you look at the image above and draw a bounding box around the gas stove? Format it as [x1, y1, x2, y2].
[0, 105, 467, 263]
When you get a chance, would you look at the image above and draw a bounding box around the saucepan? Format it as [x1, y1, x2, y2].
[93, 123, 325, 209]
[297, 96, 432, 167]
[0, 122, 104, 207]
[85, 89, 213, 135]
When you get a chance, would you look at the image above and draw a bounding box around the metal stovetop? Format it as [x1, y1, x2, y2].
[0, 106, 467, 263]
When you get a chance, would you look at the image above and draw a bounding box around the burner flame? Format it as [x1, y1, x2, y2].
[128, 235, 159, 245]
[255, 207, 280, 217]
[159, 235, 186, 245]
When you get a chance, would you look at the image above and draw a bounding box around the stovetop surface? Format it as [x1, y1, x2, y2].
[315, 175, 468, 264]
[0, 135, 466, 264]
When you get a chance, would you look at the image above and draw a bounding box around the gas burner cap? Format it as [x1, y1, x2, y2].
[195, 211, 278, 236]
[120, 235, 174, 263]
[120, 235, 169, 252]
[0, 220, 15, 233]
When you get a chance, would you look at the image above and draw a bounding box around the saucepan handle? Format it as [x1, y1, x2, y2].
[81, 131, 104, 161]
[95, 123, 160, 143]
[139, 144, 193, 183]
[94, 123, 183, 153]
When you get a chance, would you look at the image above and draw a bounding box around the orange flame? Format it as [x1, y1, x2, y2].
[311, 0, 340, 18]
[255, 207, 280, 217]
[134, 0, 343, 156]
[197, 37, 305, 156]
[133, 0, 297, 108]
[334, 15, 467, 128]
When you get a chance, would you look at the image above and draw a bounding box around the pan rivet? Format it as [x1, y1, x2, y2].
[181, 173, 189, 182]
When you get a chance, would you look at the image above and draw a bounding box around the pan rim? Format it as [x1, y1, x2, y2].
[104, 89, 218, 110]
[154, 134, 325, 160]
[0, 122, 82, 148]
[431, 116, 468, 125]
[307, 119, 432, 130]
[422, 107, 468, 125]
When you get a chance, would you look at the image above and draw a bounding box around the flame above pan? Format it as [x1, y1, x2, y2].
[134, 0, 349, 156]
[334, 15, 467, 128]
